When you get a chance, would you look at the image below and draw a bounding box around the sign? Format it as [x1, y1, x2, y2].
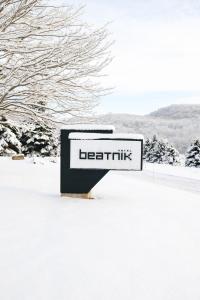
[70, 139, 143, 170]
[60, 126, 114, 195]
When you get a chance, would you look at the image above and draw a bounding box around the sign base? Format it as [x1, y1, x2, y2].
[61, 192, 94, 200]
[12, 154, 24, 160]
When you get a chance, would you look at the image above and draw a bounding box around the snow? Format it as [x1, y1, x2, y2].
[69, 132, 144, 140]
[61, 124, 115, 131]
[145, 162, 200, 181]
[0, 158, 200, 300]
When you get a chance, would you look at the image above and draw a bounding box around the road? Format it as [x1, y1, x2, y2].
[123, 166, 200, 195]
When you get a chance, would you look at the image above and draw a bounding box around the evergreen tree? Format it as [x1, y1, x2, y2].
[185, 140, 200, 168]
[0, 120, 21, 156]
[144, 135, 180, 165]
[163, 144, 180, 165]
[143, 138, 151, 160]
[20, 123, 58, 157]
[144, 135, 164, 163]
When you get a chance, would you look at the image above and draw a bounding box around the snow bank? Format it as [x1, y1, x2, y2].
[0, 158, 200, 300]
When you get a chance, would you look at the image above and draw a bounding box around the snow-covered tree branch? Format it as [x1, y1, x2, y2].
[0, 0, 113, 124]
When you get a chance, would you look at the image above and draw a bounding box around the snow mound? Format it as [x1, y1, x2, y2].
[0, 158, 200, 300]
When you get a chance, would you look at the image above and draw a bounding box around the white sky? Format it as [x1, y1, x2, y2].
[64, 0, 200, 114]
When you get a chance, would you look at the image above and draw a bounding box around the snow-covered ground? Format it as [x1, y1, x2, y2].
[129, 162, 200, 194]
[0, 158, 200, 300]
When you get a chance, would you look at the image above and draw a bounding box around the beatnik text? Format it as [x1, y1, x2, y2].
[79, 149, 132, 161]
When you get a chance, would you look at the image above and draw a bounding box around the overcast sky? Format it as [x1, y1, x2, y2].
[64, 0, 200, 114]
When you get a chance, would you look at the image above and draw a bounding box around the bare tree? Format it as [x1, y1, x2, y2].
[0, 0, 113, 124]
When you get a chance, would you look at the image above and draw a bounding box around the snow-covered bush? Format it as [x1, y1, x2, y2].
[20, 123, 58, 157]
[144, 135, 180, 165]
[164, 144, 181, 165]
[0, 121, 21, 156]
[185, 140, 200, 168]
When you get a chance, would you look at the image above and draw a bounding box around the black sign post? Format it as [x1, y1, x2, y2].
[60, 126, 114, 198]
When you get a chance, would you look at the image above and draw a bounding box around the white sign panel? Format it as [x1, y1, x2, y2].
[70, 139, 143, 170]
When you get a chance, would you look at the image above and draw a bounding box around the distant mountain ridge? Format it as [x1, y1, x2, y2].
[148, 104, 200, 119]
[96, 104, 200, 153]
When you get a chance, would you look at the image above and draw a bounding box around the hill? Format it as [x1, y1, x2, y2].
[96, 105, 200, 153]
[149, 104, 200, 119]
